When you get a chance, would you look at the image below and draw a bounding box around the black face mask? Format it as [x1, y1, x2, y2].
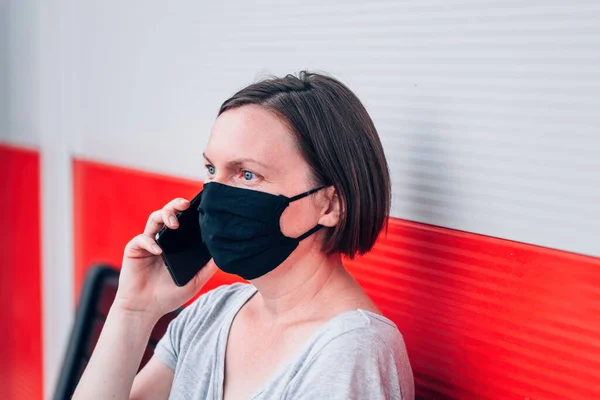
[198, 182, 326, 280]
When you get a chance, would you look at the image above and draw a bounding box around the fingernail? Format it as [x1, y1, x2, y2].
[152, 245, 162, 253]
[169, 216, 178, 226]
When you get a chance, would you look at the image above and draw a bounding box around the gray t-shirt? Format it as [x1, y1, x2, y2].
[154, 283, 414, 399]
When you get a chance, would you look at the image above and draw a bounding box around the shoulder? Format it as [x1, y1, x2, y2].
[313, 310, 409, 364]
[288, 310, 414, 400]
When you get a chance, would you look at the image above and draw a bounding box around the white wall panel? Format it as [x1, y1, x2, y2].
[63, 0, 599, 256]
[0, 0, 8, 140]
[1, 0, 40, 147]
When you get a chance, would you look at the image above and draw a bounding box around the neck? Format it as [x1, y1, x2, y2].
[249, 247, 349, 321]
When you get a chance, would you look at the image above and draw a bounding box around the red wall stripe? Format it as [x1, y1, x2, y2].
[0, 144, 43, 400]
[73, 158, 600, 399]
[345, 221, 600, 399]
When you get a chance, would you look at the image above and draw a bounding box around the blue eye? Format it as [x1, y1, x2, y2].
[243, 170, 255, 181]
[206, 165, 216, 175]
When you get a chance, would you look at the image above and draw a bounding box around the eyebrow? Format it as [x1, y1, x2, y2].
[203, 153, 272, 170]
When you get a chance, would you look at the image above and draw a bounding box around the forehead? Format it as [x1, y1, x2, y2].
[206, 105, 301, 168]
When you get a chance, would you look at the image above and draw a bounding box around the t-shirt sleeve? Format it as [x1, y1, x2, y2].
[153, 298, 198, 371]
[285, 329, 414, 400]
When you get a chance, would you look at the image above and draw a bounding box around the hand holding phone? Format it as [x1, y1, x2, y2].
[115, 194, 216, 319]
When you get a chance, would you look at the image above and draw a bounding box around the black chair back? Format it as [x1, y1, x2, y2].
[53, 265, 179, 400]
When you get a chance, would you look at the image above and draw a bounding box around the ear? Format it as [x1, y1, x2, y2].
[317, 186, 341, 228]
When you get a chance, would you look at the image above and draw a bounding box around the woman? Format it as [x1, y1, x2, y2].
[74, 72, 414, 399]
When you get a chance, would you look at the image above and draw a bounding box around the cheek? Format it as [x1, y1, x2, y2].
[279, 200, 321, 238]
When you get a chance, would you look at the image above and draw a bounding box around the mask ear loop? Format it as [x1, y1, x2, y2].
[295, 224, 324, 241]
[288, 186, 327, 202]
[287, 186, 328, 241]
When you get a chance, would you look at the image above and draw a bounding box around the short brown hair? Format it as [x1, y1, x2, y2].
[218, 71, 390, 258]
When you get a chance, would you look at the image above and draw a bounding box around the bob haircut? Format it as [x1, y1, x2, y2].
[218, 71, 390, 258]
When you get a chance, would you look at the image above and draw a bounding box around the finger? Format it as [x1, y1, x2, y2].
[163, 198, 190, 214]
[125, 234, 162, 258]
[143, 199, 191, 236]
[160, 208, 179, 230]
[144, 210, 167, 236]
[162, 198, 191, 229]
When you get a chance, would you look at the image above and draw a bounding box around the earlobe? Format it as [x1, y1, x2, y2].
[318, 188, 341, 228]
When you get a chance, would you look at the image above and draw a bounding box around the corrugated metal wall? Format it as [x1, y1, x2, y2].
[67, 0, 600, 256]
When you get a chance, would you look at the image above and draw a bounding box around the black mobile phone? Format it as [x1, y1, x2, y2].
[154, 190, 212, 287]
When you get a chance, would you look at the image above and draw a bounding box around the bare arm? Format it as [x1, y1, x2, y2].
[72, 307, 170, 400]
[129, 357, 175, 400]
[72, 197, 216, 399]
